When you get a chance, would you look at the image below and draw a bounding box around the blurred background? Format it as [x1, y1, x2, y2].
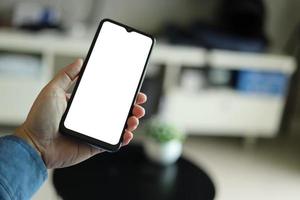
[1, 0, 300, 199]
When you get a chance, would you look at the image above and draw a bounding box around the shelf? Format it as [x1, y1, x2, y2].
[208, 50, 296, 74]
[0, 29, 90, 56]
[0, 77, 44, 125]
[0, 29, 296, 136]
[0, 29, 296, 72]
[0, 47, 50, 126]
[160, 89, 284, 137]
[151, 43, 206, 66]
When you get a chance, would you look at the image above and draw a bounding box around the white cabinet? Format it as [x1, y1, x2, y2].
[155, 46, 296, 137]
[0, 77, 43, 124]
[0, 29, 296, 138]
[162, 89, 284, 137]
[0, 30, 88, 125]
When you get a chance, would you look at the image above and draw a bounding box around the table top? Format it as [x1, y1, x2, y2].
[53, 144, 215, 200]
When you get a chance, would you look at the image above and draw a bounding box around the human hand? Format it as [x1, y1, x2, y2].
[15, 59, 147, 169]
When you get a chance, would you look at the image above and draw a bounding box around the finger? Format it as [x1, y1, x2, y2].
[66, 93, 72, 101]
[67, 76, 79, 93]
[127, 116, 139, 132]
[50, 59, 83, 91]
[65, 75, 79, 101]
[136, 93, 147, 105]
[132, 105, 145, 119]
[122, 130, 133, 146]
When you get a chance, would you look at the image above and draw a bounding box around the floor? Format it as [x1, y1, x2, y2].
[31, 135, 300, 200]
[183, 136, 300, 200]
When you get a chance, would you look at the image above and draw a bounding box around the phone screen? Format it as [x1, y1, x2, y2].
[63, 20, 153, 146]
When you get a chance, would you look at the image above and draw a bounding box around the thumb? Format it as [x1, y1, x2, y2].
[50, 59, 83, 91]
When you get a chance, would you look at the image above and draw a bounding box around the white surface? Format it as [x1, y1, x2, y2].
[208, 50, 296, 74]
[151, 44, 206, 66]
[65, 21, 153, 145]
[183, 137, 300, 200]
[0, 54, 41, 77]
[0, 29, 90, 56]
[0, 53, 49, 125]
[161, 89, 284, 137]
[0, 77, 42, 124]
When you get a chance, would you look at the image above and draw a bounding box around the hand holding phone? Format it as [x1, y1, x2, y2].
[59, 19, 154, 151]
[15, 58, 147, 168]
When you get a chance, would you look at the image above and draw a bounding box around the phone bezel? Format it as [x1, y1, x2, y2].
[59, 18, 155, 152]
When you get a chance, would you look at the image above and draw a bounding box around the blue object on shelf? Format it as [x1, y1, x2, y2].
[236, 70, 288, 96]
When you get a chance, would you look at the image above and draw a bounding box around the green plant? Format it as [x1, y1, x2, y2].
[143, 119, 185, 143]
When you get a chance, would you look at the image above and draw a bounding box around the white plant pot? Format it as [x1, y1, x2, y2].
[144, 139, 182, 165]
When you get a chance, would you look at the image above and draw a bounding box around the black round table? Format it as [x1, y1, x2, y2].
[53, 145, 215, 200]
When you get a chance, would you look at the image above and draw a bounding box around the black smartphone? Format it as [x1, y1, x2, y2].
[59, 19, 154, 152]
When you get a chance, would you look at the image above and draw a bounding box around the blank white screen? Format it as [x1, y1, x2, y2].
[64, 21, 153, 145]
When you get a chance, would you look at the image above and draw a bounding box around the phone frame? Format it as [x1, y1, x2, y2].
[59, 19, 155, 152]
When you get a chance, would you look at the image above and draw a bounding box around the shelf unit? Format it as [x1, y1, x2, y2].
[0, 29, 90, 125]
[158, 48, 296, 137]
[161, 89, 284, 137]
[0, 29, 297, 139]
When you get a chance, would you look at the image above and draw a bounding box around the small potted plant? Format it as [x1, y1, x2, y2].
[143, 119, 185, 165]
